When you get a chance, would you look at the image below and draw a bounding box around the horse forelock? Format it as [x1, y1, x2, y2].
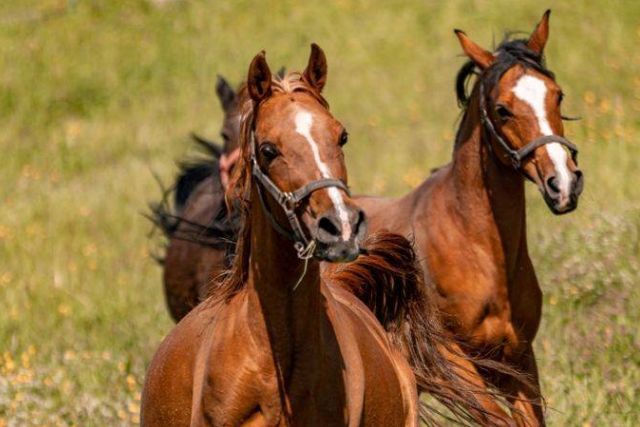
[453, 36, 556, 151]
[455, 36, 554, 110]
[273, 71, 330, 109]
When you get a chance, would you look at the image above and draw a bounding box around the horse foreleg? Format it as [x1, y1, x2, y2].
[440, 343, 516, 427]
[502, 344, 545, 427]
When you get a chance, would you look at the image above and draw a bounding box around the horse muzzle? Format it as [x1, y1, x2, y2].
[313, 207, 367, 262]
[542, 169, 584, 215]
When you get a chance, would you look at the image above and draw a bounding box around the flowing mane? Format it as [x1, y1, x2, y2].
[208, 72, 329, 304]
[147, 136, 237, 257]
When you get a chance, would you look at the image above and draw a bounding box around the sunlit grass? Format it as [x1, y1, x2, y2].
[0, 0, 638, 425]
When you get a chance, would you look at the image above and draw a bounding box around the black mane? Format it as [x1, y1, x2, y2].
[174, 133, 223, 210]
[455, 37, 555, 108]
[148, 134, 240, 261]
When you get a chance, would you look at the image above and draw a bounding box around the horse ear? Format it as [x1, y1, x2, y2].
[247, 51, 272, 103]
[454, 29, 495, 70]
[303, 43, 328, 92]
[528, 9, 551, 54]
[216, 75, 236, 112]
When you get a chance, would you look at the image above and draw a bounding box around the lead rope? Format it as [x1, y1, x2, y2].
[292, 240, 316, 292]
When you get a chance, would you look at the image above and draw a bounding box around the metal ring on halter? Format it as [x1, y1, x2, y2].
[249, 131, 351, 259]
[478, 80, 579, 172]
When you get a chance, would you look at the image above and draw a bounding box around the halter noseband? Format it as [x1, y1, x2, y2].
[478, 80, 579, 171]
[249, 131, 350, 258]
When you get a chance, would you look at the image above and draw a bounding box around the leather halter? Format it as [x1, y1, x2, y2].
[478, 80, 579, 171]
[249, 131, 350, 258]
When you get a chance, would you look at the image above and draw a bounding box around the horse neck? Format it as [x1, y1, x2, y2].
[450, 91, 528, 274]
[245, 185, 323, 380]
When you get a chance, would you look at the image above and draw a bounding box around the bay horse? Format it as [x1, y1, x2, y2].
[142, 45, 509, 426]
[356, 10, 583, 426]
[151, 76, 245, 321]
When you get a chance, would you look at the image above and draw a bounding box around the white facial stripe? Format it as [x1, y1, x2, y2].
[545, 142, 570, 196]
[512, 75, 553, 135]
[294, 110, 352, 241]
[512, 75, 572, 198]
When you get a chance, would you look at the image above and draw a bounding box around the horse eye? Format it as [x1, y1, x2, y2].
[558, 92, 564, 105]
[339, 131, 349, 147]
[259, 142, 280, 163]
[221, 133, 230, 142]
[495, 104, 513, 120]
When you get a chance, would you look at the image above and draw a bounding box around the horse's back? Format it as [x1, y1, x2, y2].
[355, 164, 448, 239]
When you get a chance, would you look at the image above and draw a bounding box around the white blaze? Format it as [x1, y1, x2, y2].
[512, 75, 572, 199]
[295, 110, 352, 241]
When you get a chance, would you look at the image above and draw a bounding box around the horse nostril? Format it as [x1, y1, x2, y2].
[318, 216, 340, 237]
[546, 176, 560, 194]
[573, 169, 584, 195]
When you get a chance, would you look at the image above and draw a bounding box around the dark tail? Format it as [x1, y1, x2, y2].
[329, 231, 530, 426]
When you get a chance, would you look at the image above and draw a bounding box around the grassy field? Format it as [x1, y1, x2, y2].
[0, 0, 638, 425]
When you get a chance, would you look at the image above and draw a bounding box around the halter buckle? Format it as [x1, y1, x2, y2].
[280, 192, 296, 210]
[294, 240, 316, 260]
[510, 154, 521, 169]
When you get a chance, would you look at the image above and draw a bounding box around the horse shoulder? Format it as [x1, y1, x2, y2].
[141, 302, 218, 426]
[325, 284, 418, 426]
[199, 295, 284, 426]
[407, 167, 506, 333]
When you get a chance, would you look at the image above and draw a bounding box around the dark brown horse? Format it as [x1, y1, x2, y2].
[151, 76, 246, 321]
[142, 45, 511, 426]
[357, 11, 583, 425]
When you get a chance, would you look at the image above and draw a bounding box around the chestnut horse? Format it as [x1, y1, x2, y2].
[151, 76, 245, 321]
[142, 46, 422, 426]
[357, 11, 583, 426]
[142, 45, 510, 426]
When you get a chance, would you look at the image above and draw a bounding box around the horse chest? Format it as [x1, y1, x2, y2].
[432, 253, 536, 357]
[424, 234, 517, 344]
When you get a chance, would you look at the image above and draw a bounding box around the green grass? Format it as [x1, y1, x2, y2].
[0, 0, 638, 425]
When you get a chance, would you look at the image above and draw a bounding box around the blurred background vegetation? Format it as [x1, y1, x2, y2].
[0, 0, 638, 425]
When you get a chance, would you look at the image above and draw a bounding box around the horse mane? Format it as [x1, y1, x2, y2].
[455, 35, 555, 109]
[328, 231, 531, 425]
[147, 134, 239, 268]
[174, 151, 219, 211]
[207, 72, 329, 304]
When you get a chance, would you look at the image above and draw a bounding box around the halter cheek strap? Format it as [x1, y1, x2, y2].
[249, 132, 350, 258]
[478, 80, 579, 171]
